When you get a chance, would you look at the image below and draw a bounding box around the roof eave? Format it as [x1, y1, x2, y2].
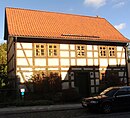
[10, 35, 129, 46]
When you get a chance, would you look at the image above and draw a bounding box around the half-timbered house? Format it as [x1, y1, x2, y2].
[4, 7, 130, 97]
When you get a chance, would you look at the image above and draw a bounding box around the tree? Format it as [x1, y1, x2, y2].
[0, 43, 7, 64]
[0, 43, 7, 88]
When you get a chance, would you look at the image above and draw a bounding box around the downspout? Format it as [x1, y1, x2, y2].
[124, 44, 129, 86]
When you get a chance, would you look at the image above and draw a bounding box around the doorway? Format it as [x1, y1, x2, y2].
[74, 72, 90, 97]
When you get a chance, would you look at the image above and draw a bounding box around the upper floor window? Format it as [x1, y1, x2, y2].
[48, 44, 58, 57]
[99, 46, 116, 57]
[99, 46, 107, 57]
[76, 45, 85, 57]
[35, 44, 46, 56]
[108, 47, 116, 57]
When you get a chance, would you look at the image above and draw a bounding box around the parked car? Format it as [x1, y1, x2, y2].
[82, 86, 130, 113]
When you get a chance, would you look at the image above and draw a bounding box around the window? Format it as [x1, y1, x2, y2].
[100, 88, 119, 97]
[115, 88, 128, 96]
[35, 44, 46, 56]
[109, 47, 116, 57]
[48, 44, 58, 57]
[99, 46, 107, 57]
[76, 45, 85, 57]
[99, 46, 116, 57]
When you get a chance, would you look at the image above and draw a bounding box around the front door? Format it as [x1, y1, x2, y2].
[75, 72, 90, 97]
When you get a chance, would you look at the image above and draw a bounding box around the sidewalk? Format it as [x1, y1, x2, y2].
[0, 103, 82, 114]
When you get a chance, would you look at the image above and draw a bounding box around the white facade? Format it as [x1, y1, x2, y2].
[7, 41, 127, 95]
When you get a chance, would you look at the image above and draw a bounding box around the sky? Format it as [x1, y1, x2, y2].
[0, 0, 130, 43]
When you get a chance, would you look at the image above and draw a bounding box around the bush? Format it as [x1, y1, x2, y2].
[24, 92, 45, 101]
[12, 100, 54, 106]
[0, 99, 54, 108]
[23, 72, 62, 102]
[0, 89, 17, 103]
[99, 75, 125, 92]
[62, 88, 80, 102]
[27, 72, 62, 94]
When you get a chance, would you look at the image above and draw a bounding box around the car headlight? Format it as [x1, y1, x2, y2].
[90, 101, 98, 104]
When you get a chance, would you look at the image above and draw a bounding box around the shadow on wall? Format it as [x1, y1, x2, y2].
[99, 65, 127, 92]
[66, 65, 127, 97]
[67, 65, 100, 98]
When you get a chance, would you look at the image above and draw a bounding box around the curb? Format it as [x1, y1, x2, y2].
[0, 104, 82, 114]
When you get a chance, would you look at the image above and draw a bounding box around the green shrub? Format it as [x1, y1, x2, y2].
[0, 99, 54, 107]
[62, 88, 80, 102]
[27, 72, 62, 94]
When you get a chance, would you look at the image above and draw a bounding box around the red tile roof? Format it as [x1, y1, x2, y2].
[5, 7, 129, 43]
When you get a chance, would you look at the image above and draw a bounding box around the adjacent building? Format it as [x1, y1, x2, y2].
[4, 7, 130, 97]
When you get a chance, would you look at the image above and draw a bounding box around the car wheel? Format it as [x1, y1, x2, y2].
[102, 103, 112, 113]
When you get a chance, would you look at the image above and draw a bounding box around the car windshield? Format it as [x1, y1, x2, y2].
[100, 87, 119, 97]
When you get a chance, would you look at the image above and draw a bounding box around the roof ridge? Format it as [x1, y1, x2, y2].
[5, 7, 104, 19]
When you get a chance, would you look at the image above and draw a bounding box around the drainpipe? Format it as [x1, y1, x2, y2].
[124, 44, 129, 86]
